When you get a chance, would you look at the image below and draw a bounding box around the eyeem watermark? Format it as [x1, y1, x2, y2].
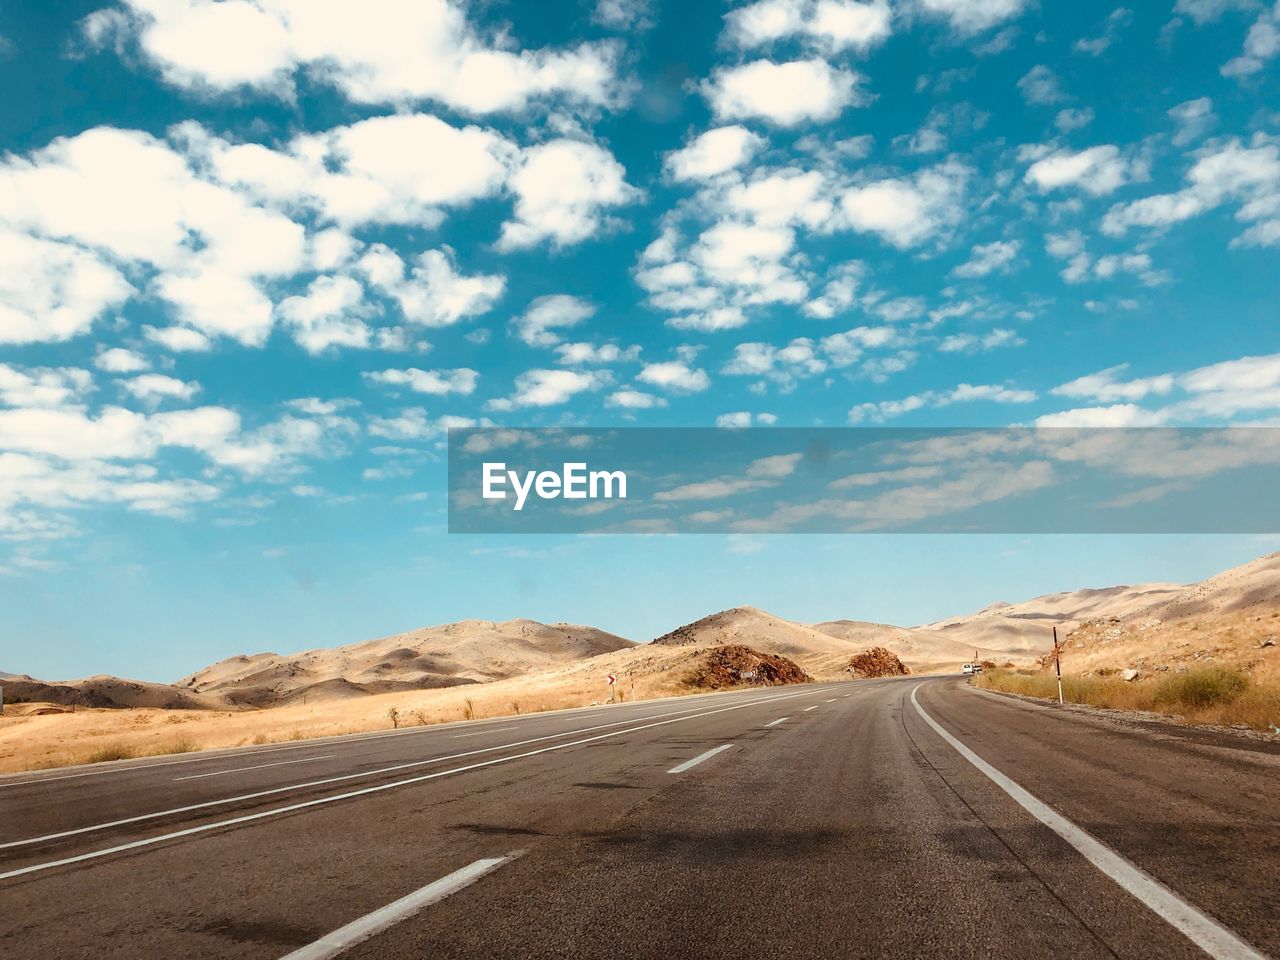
[482, 462, 627, 511]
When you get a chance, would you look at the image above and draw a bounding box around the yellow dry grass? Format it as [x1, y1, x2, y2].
[975, 608, 1280, 732]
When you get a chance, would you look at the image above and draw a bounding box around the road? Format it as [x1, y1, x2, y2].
[1, 677, 1276, 959]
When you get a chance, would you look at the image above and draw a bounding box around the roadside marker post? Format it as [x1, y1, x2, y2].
[1052, 627, 1064, 705]
[607, 673, 617, 703]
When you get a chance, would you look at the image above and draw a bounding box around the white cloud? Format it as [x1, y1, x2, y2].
[365, 368, 479, 396]
[95, 347, 149, 373]
[937, 328, 1024, 352]
[636, 360, 711, 393]
[850, 382, 1035, 422]
[556, 342, 640, 365]
[203, 114, 516, 227]
[490, 369, 607, 409]
[1221, 5, 1280, 78]
[1101, 137, 1280, 246]
[497, 139, 637, 250]
[951, 239, 1018, 277]
[703, 59, 864, 126]
[84, 0, 623, 114]
[915, 0, 1029, 35]
[665, 126, 766, 182]
[716, 411, 778, 427]
[144, 325, 211, 352]
[724, 0, 892, 53]
[1055, 107, 1095, 131]
[1169, 97, 1216, 146]
[121, 374, 200, 403]
[1051, 364, 1176, 402]
[838, 161, 968, 247]
[0, 364, 94, 408]
[1074, 7, 1132, 56]
[514, 295, 597, 348]
[1035, 404, 1168, 427]
[606, 388, 666, 409]
[277, 275, 374, 354]
[593, 0, 655, 29]
[1025, 145, 1133, 195]
[1018, 65, 1067, 104]
[0, 229, 132, 344]
[358, 246, 504, 328]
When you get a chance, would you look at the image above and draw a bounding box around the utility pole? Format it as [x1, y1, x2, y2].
[1052, 627, 1064, 705]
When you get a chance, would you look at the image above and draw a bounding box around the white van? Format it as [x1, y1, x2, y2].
[962, 663, 981, 675]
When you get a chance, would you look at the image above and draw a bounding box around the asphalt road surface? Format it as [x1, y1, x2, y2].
[2, 677, 1276, 959]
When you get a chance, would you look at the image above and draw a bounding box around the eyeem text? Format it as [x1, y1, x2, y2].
[482, 462, 627, 511]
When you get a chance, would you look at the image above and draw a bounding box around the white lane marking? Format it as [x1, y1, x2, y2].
[279, 851, 523, 960]
[667, 744, 734, 774]
[173, 756, 334, 782]
[909, 685, 1267, 960]
[765, 717, 788, 728]
[0, 685, 829, 790]
[826, 698, 838, 703]
[0, 694, 786, 852]
[842, 694, 851, 698]
[450, 726, 519, 739]
[803, 705, 819, 712]
[0, 689, 813, 880]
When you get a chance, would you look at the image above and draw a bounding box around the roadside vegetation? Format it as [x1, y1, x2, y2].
[975, 666, 1279, 732]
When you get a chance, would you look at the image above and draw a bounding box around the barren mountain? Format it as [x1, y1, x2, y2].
[915, 582, 1186, 655]
[1121, 552, 1280, 622]
[0, 674, 217, 710]
[179, 618, 635, 706]
[811, 620, 1006, 670]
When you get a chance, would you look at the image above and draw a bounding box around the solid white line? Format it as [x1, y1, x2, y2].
[909, 684, 1267, 960]
[765, 717, 788, 727]
[449, 726, 519, 739]
[667, 744, 734, 774]
[279, 851, 522, 960]
[0, 696, 782, 852]
[173, 756, 333, 782]
[0, 689, 812, 880]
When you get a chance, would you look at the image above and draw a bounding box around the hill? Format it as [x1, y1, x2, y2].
[178, 618, 635, 707]
[915, 582, 1185, 655]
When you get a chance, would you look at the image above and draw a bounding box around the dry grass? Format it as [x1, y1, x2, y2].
[976, 665, 1280, 732]
[0, 644, 744, 773]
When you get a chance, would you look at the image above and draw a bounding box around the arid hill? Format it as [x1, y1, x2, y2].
[178, 618, 635, 707]
[0, 674, 217, 710]
[913, 581, 1185, 654]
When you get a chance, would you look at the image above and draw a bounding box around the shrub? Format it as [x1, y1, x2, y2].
[84, 743, 137, 764]
[1153, 668, 1250, 710]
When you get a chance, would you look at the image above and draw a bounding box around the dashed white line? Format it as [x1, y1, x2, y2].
[174, 756, 334, 782]
[909, 684, 1267, 960]
[667, 744, 734, 774]
[765, 717, 788, 728]
[0, 689, 812, 880]
[1, 696, 780, 853]
[826, 698, 838, 703]
[803, 705, 819, 712]
[279, 851, 523, 960]
[450, 726, 519, 739]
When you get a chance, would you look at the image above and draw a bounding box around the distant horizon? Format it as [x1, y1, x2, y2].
[6, 535, 1276, 684]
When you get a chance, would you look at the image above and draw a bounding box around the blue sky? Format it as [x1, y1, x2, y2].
[1, 0, 1278, 682]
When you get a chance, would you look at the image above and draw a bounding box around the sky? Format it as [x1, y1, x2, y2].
[1, 0, 1279, 682]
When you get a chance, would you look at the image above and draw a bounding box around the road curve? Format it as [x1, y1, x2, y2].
[1, 677, 1275, 959]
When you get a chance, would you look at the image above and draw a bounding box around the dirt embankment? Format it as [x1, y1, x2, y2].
[686, 645, 813, 690]
[846, 647, 911, 678]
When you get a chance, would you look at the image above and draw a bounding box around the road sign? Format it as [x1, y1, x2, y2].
[607, 674, 616, 685]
